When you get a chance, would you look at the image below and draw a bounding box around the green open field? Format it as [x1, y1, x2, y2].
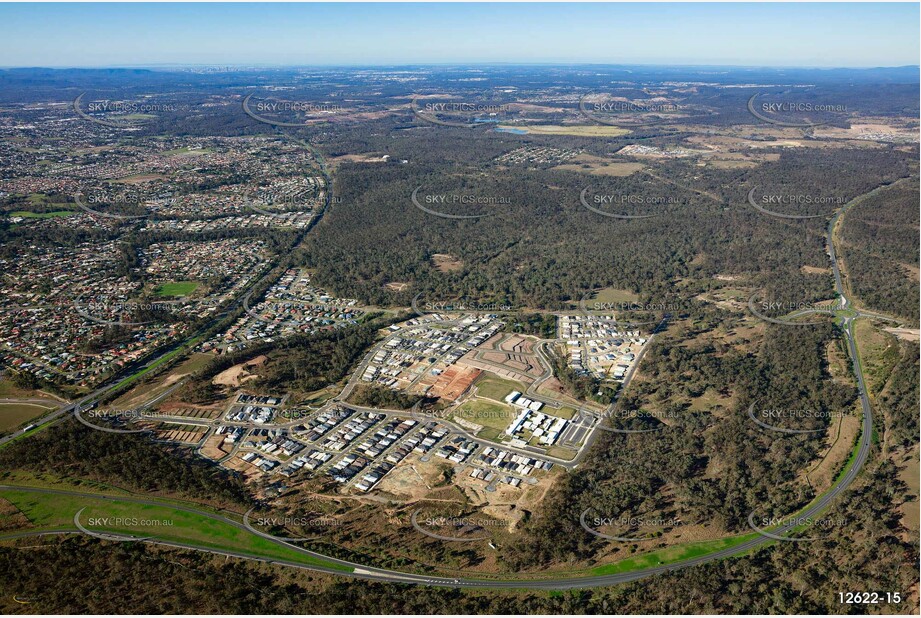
[154, 281, 199, 297]
[474, 426, 503, 442]
[550, 405, 577, 420]
[453, 398, 515, 432]
[0, 380, 50, 399]
[0, 403, 53, 431]
[111, 352, 214, 410]
[545, 446, 578, 460]
[9, 210, 76, 219]
[589, 533, 759, 576]
[473, 372, 527, 402]
[553, 161, 645, 177]
[0, 488, 351, 572]
[593, 287, 640, 304]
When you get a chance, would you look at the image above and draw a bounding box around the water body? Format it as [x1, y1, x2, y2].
[494, 126, 528, 134]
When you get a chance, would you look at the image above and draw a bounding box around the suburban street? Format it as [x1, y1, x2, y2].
[0, 176, 889, 590]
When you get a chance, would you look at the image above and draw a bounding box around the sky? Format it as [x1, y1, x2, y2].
[0, 3, 918, 68]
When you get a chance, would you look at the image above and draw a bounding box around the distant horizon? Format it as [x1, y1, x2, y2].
[1, 3, 917, 68]
[2, 62, 919, 71]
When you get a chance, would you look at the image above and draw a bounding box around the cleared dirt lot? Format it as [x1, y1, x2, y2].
[212, 355, 267, 387]
[429, 365, 481, 401]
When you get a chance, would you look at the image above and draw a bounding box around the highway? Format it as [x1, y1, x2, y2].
[0, 294, 875, 593]
[0, 179, 888, 589]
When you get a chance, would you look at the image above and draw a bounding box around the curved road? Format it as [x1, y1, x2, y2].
[0, 182, 889, 589]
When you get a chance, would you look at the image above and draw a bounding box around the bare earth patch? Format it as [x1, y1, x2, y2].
[802, 265, 832, 275]
[212, 355, 267, 387]
[884, 327, 920, 343]
[431, 253, 464, 272]
[199, 434, 229, 460]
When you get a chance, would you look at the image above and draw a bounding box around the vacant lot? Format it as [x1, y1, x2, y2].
[155, 281, 199, 297]
[431, 253, 464, 272]
[553, 154, 645, 177]
[454, 398, 515, 432]
[473, 372, 527, 402]
[9, 210, 76, 219]
[0, 403, 53, 431]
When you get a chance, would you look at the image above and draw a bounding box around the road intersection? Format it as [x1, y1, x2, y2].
[0, 180, 900, 589]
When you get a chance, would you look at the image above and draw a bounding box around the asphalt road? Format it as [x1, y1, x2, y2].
[0, 180, 886, 588]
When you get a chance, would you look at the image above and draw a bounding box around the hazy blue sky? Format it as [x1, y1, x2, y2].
[1, 3, 917, 68]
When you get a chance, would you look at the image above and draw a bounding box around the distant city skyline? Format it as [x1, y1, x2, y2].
[0, 3, 918, 68]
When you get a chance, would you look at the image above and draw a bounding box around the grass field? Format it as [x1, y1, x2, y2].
[9, 210, 76, 219]
[473, 373, 528, 402]
[496, 124, 631, 137]
[155, 281, 199, 297]
[0, 403, 53, 431]
[553, 161, 645, 177]
[0, 476, 789, 584]
[0, 488, 351, 572]
[552, 405, 578, 420]
[589, 533, 759, 576]
[593, 287, 641, 304]
[112, 351, 214, 409]
[854, 320, 900, 394]
[545, 446, 578, 460]
[475, 426, 503, 442]
[453, 398, 515, 432]
[0, 379, 50, 399]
